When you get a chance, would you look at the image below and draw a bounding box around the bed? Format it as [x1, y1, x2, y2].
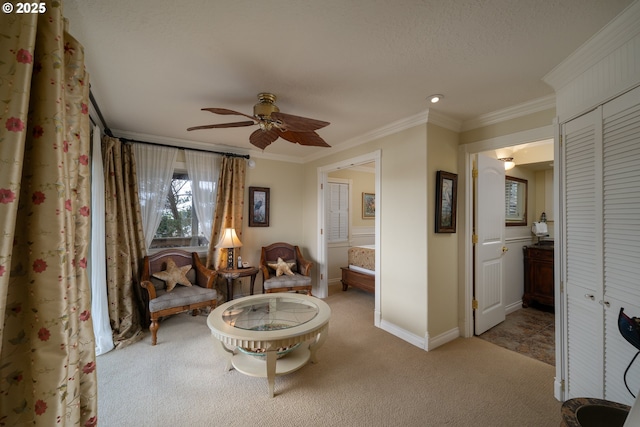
[341, 244, 375, 293]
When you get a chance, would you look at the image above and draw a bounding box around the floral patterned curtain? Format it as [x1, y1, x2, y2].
[102, 137, 147, 344]
[0, 3, 97, 425]
[207, 157, 246, 283]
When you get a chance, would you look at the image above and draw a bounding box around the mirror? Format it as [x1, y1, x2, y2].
[505, 176, 527, 226]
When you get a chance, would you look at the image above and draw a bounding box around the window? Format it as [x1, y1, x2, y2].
[505, 175, 527, 226]
[150, 172, 209, 249]
[328, 181, 349, 242]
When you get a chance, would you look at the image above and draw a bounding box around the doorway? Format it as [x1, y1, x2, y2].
[459, 126, 563, 396]
[317, 150, 381, 324]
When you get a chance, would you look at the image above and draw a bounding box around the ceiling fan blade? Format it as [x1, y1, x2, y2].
[202, 108, 257, 122]
[249, 129, 280, 150]
[187, 121, 255, 131]
[271, 112, 330, 132]
[279, 130, 331, 147]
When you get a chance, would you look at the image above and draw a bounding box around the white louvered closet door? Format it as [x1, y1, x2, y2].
[564, 107, 604, 400]
[563, 85, 640, 404]
[602, 87, 640, 405]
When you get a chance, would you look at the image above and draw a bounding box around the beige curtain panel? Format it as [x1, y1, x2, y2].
[0, 3, 97, 425]
[207, 157, 246, 276]
[102, 137, 147, 346]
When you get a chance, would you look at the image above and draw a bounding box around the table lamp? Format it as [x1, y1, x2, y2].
[216, 228, 243, 269]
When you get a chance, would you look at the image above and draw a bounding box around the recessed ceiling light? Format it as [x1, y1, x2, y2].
[428, 94, 444, 103]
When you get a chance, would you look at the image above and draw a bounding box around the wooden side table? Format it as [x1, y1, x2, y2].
[217, 267, 260, 301]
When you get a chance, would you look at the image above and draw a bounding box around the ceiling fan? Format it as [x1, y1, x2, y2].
[187, 93, 331, 150]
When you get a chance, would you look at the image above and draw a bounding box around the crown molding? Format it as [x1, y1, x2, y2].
[426, 109, 463, 132]
[305, 109, 462, 163]
[460, 94, 556, 132]
[543, 0, 640, 91]
[304, 110, 429, 163]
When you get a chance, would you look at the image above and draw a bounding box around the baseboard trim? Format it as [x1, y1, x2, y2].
[379, 319, 425, 349]
[378, 320, 460, 352]
[505, 301, 523, 315]
[427, 327, 461, 351]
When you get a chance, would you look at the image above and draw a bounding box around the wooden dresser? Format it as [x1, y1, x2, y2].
[522, 243, 554, 308]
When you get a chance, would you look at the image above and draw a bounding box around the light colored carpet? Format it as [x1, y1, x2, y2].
[97, 288, 562, 426]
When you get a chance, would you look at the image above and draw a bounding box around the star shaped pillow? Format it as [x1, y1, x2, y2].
[152, 258, 193, 292]
[267, 257, 296, 277]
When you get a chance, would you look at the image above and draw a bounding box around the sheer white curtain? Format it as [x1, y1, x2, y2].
[185, 150, 221, 244]
[90, 125, 114, 356]
[132, 143, 177, 248]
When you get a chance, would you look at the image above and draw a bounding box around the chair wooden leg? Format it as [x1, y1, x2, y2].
[150, 316, 159, 346]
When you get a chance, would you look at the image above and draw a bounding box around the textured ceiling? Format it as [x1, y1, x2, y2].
[63, 0, 633, 161]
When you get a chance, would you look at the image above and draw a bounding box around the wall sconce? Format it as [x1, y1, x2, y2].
[499, 157, 516, 171]
[216, 228, 243, 269]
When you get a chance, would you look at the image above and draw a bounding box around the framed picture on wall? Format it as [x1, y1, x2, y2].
[249, 187, 269, 227]
[362, 192, 375, 219]
[435, 171, 457, 233]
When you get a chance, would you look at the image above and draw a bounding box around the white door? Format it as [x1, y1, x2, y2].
[474, 154, 506, 335]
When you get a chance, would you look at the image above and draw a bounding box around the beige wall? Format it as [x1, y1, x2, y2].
[427, 123, 460, 338]
[235, 108, 555, 345]
[232, 158, 305, 296]
[303, 124, 428, 338]
[460, 109, 555, 144]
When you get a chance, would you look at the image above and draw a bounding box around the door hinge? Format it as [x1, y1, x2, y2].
[560, 280, 564, 293]
[472, 168, 478, 179]
[472, 299, 478, 310]
[320, 273, 323, 280]
[472, 234, 478, 244]
[320, 228, 323, 235]
[559, 135, 563, 147]
[321, 183, 323, 190]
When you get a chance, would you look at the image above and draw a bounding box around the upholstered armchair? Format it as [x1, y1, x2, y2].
[140, 249, 218, 345]
[259, 242, 313, 295]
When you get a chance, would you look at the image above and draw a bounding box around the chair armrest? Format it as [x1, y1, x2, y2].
[193, 253, 217, 288]
[259, 264, 271, 280]
[295, 246, 313, 276]
[140, 280, 158, 300]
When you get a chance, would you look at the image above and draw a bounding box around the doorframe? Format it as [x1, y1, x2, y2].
[458, 125, 564, 400]
[317, 150, 381, 324]
[459, 125, 553, 336]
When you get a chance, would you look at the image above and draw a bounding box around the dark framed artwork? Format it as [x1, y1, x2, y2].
[362, 192, 375, 219]
[435, 171, 457, 233]
[249, 187, 270, 227]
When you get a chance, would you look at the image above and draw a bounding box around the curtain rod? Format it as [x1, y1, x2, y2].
[89, 89, 249, 159]
[118, 137, 251, 159]
[89, 89, 113, 137]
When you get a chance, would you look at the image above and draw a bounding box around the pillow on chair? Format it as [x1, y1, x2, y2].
[268, 257, 296, 277]
[152, 258, 193, 292]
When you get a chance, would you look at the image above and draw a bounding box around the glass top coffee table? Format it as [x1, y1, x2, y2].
[207, 293, 331, 397]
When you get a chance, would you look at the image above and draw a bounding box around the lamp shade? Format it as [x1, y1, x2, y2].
[499, 157, 516, 171]
[216, 228, 243, 249]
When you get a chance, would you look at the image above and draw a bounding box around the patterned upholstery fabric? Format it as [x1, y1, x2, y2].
[149, 286, 218, 312]
[263, 273, 312, 290]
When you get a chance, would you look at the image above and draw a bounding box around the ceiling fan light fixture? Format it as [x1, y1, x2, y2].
[428, 94, 444, 103]
[499, 157, 516, 170]
[254, 93, 279, 119]
[188, 92, 331, 149]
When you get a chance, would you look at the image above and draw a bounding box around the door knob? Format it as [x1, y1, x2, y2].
[502, 246, 509, 253]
